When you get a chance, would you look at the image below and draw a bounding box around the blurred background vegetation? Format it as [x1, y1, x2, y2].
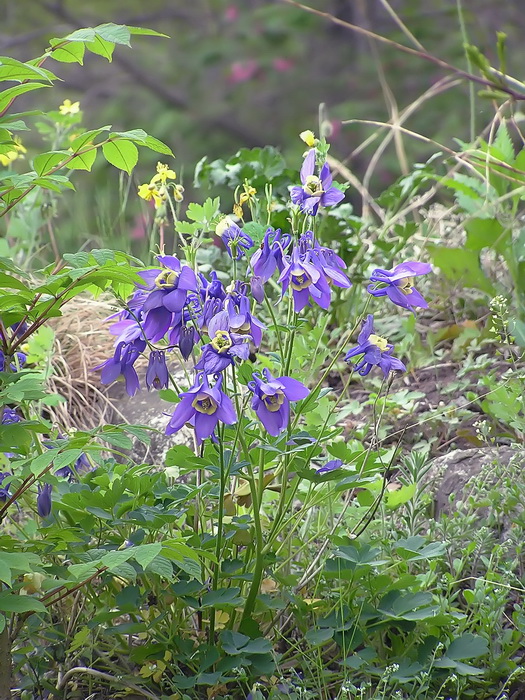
[2, 0, 525, 255]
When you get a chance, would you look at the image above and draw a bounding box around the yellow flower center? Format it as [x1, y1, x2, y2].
[192, 393, 217, 415]
[291, 272, 311, 291]
[211, 330, 233, 353]
[304, 175, 323, 197]
[262, 391, 285, 412]
[369, 334, 389, 352]
[154, 270, 178, 289]
[399, 276, 415, 295]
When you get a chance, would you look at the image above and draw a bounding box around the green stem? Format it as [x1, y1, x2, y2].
[209, 427, 226, 642]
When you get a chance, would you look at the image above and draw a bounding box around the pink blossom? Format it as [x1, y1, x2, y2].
[272, 57, 294, 73]
[228, 60, 259, 84]
[224, 5, 239, 22]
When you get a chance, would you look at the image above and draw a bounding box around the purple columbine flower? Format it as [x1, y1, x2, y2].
[137, 256, 198, 342]
[223, 296, 265, 347]
[166, 373, 236, 444]
[290, 149, 345, 215]
[55, 452, 91, 481]
[2, 407, 21, 424]
[37, 483, 52, 517]
[248, 369, 310, 436]
[96, 339, 146, 397]
[250, 228, 291, 283]
[344, 315, 406, 377]
[368, 261, 432, 311]
[195, 312, 252, 374]
[219, 223, 254, 260]
[278, 246, 328, 312]
[199, 271, 226, 301]
[0, 472, 12, 502]
[145, 350, 169, 390]
[250, 275, 265, 303]
[316, 459, 343, 475]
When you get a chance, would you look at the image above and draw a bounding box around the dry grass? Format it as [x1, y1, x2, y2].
[47, 295, 130, 431]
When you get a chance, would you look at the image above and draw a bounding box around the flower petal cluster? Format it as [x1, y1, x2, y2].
[166, 373, 236, 444]
[290, 149, 344, 215]
[278, 232, 352, 312]
[218, 222, 254, 260]
[344, 315, 405, 377]
[368, 261, 431, 311]
[37, 483, 52, 517]
[250, 228, 291, 283]
[96, 339, 145, 397]
[248, 369, 309, 436]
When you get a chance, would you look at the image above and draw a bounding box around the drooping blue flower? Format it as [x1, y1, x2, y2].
[37, 483, 52, 517]
[166, 373, 236, 444]
[55, 452, 91, 481]
[290, 149, 345, 215]
[316, 459, 343, 475]
[248, 369, 309, 436]
[96, 339, 146, 397]
[250, 228, 291, 283]
[0, 472, 12, 502]
[368, 261, 432, 311]
[219, 223, 254, 260]
[250, 275, 265, 303]
[223, 296, 265, 347]
[344, 315, 406, 377]
[2, 407, 21, 424]
[278, 246, 328, 313]
[145, 350, 169, 390]
[195, 312, 252, 374]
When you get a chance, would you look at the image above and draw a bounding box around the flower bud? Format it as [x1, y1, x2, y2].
[179, 326, 196, 360]
[145, 351, 169, 390]
[37, 483, 52, 517]
[250, 276, 265, 303]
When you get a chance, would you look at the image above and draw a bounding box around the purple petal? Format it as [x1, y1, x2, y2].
[100, 359, 121, 384]
[157, 255, 181, 272]
[293, 288, 310, 313]
[386, 286, 413, 310]
[143, 307, 172, 342]
[166, 396, 195, 434]
[216, 393, 237, 425]
[195, 411, 219, 441]
[300, 149, 316, 184]
[290, 185, 306, 205]
[123, 366, 140, 397]
[163, 288, 187, 313]
[257, 403, 285, 436]
[321, 186, 345, 207]
[277, 376, 309, 401]
[142, 289, 166, 312]
[357, 315, 374, 344]
[389, 261, 432, 281]
[177, 265, 198, 291]
[320, 163, 333, 190]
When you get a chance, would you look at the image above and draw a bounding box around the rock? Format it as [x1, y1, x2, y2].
[424, 447, 525, 517]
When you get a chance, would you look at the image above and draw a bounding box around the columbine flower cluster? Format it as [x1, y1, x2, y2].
[96, 141, 432, 446]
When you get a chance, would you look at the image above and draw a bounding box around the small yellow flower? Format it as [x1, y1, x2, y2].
[59, 99, 80, 115]
[151, 161, 177, 185]
[239, 183, 256, 205]
[0, 137, 27, 167]
[233, 203, 243, 219]
[300, 129, 316, 147]
[138, 183, 164, 208]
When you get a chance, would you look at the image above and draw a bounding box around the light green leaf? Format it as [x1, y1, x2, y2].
[142, 135, 174, 156]
[95, 24, 131, 47]
[102, 139, 138, 174]
[86, 35, 115, 62]
[68, 148, 97, 171]
[0, 57, 56, 83]
[49, 41, 86, 64]
[100, 549, 135, 571]
[0, 83, 50, 113]
[69, 126, 111, 152]
[60, 28, 96, 43]
[386, 482, 416, 508]
[128, 27, 170, 38]
[33, 151, 67, 176]
[446, 633, 488, 661]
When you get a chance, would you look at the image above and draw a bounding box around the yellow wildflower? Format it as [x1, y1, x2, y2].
[239, 183, 256, 205]
[59, 99, 80, 115]
[138, 182, 164, 209]
[300, 129, 316, 147]
[0, 137, 27, 167]
[151, 162, 176, 185]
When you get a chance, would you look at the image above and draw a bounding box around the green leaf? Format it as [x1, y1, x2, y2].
[29, 450, 57, 477]
[128, 27, 170, 38]
[60, 28, 96, 43]
[95, 24, 131, 47]
[0, 83, 50, 113]
[428, 245, 495, 295]
[0, 593, 47, 614]
[100, 549, 135, 572]
[102, 140, 138, 174]
[68, 148, 97, 171]
[69, 126, 111, 151]
[0, 57, 56, 83]
[386, 482, 416, 508]
[446, 633, 489, 661]
[0, 271, 30, 291]
[33, 151, 66, 176]
[53, 449, 83, 471]
[68, 626, 90, 654]
[86, 35, 115, 61]
[131, 543, 162, 570]
[464, 218, 509, 254]
[305, 627, 334, 646]
[493, 121, 515, 164]
[49, 41, 86, 65]
[142, 134, 174, 156]
[201, 587, 243, 608]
